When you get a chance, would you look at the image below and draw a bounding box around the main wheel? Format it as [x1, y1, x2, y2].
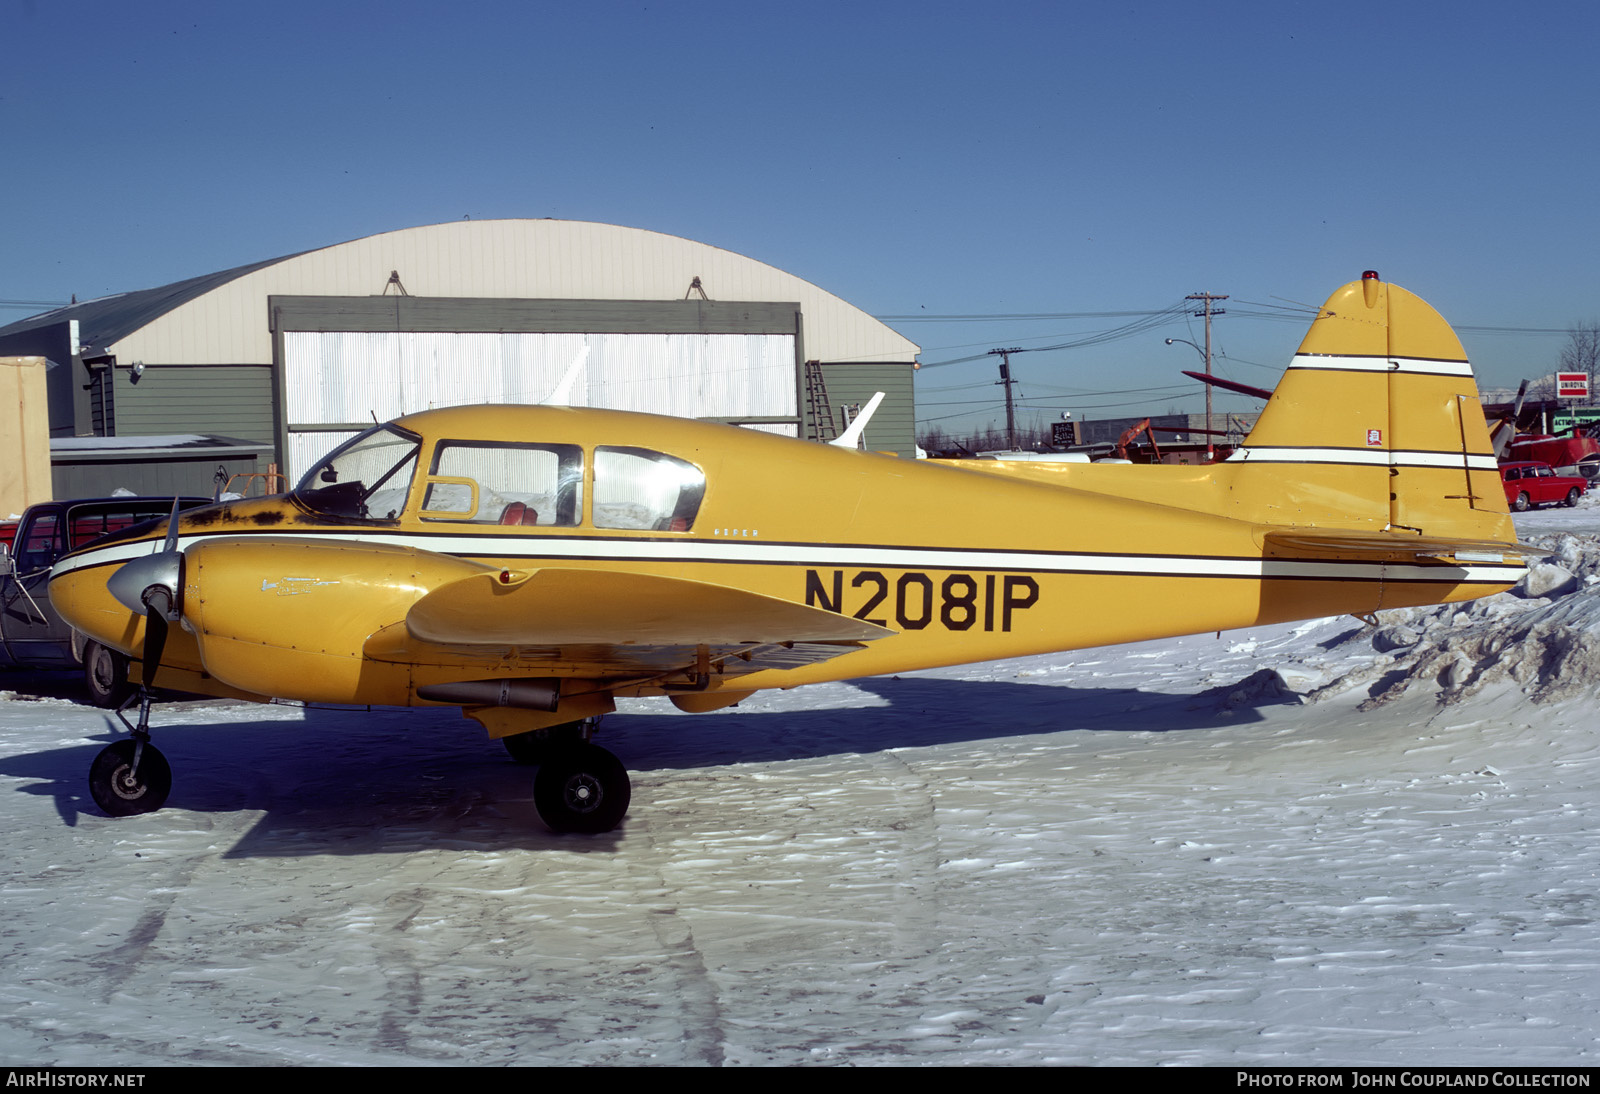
[88, 740, 172, 817]
[83, 642, 134, 709]
[533, 743, 630, 834]
[1565, 488, 1581, 508]
[502, 720, 585, 765]
[1514, 491, 1531, 512]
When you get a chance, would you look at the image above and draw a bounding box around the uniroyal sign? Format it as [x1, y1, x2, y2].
[1557, 372, 1590, 399]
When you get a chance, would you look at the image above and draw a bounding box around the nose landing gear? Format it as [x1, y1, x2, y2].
[88, 736, 172, 816]
[88, 692, 171, 817]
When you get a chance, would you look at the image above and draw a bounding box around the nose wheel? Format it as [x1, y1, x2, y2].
[89, 689, 172, 817]
[88, 736, 171, 816]
[533, 743, 631, 834]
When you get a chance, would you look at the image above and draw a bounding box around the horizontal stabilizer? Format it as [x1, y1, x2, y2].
[406, 567, 895, 647]
[1264, 529, 1528, 567]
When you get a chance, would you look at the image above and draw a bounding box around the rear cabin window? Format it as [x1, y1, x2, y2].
[421, 442, 584, 526]
[592, 446, 705, 532]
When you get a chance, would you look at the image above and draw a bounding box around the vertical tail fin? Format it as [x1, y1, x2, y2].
[1227, 272, 1511, 546]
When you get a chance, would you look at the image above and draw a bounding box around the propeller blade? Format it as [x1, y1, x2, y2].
[160, 497, 181, 552]
[106, 498, 186, 691]
[141, 590, 171, 688]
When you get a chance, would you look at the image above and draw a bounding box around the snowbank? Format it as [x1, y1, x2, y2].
[1301, 532, 1600, 707]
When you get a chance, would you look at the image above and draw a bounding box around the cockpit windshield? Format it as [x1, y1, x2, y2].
[293, 424, 421, 520]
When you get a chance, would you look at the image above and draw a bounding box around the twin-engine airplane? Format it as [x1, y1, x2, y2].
[49, 273, 1525, 832]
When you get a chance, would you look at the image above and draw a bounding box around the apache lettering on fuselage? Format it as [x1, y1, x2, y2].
[49, 273, 1526, 835]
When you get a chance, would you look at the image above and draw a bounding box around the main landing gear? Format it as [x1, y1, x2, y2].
[83, 641, 135, 709]
[88, 691, 171, 817]
[504, 719, 631, 834]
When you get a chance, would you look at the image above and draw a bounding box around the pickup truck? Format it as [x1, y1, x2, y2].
[1, 497, 209, 704]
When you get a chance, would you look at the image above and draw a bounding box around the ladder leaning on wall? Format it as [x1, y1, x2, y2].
[804, 361, 837, 443]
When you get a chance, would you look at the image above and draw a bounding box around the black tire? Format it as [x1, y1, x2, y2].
[88, 740, 172, 817]
[83, 642, 134, 709]
[1565, 488, 1581, 508]
[501, 721, 585, 765]
[1514, 492, 1531, 512]
[533, 743, 630, 834]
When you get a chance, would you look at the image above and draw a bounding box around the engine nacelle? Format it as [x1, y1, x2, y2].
[181, 536, 488, 703]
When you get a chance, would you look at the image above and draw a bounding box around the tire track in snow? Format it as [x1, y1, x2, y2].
[861, 748, 943, 956]
[638, 905, 726, 1066]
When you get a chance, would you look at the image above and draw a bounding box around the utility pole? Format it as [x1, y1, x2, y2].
[1186, 293, 1228, 459]
[989, 347, 1023, 450]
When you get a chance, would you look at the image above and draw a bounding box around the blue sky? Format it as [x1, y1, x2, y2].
[5, 0, 1598, 434]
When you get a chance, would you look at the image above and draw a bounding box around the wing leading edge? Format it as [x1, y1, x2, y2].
[365, 567, 895, 679]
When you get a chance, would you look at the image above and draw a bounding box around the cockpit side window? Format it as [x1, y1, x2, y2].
[421, 442, 584, 526]
[294, 424, 421, 521]
[592, 446, 705, 532]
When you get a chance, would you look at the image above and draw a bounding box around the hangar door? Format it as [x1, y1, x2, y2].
[271, 297, 803, 479]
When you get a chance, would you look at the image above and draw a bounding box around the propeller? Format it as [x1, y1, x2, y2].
[106, 499, 184, 688]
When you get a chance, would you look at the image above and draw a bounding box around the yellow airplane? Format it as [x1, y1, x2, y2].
[48, 273, 1525, 832]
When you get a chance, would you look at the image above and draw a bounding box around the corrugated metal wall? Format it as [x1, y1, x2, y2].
[281, 330, 798, 478]
[283, 331, 796, 423]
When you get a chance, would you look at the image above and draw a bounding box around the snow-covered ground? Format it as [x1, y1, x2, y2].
[3, 501, 1598, 1065]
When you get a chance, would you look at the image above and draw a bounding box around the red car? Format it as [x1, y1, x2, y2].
[1500, 461, 1587, 511]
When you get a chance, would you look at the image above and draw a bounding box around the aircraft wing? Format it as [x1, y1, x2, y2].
[364, 567, 894, 678]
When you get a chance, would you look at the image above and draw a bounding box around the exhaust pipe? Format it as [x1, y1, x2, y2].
[416, 679, 561, 711]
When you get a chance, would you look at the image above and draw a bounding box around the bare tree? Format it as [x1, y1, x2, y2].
[1559, 321, 1600, 391]
[917, 416, 1060, 456]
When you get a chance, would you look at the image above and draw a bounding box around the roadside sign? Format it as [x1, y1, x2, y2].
[1557, 372, 1590, 399]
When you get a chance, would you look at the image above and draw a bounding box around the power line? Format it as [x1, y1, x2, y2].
[878, 308, 1184, 323]
[918, 301, 1191, 368]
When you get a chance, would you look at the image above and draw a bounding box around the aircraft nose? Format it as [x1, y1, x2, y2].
[46, 555, 126, 648]
[105, 498, 186, 622]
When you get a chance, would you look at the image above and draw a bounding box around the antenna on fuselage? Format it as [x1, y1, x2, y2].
[829, 391, 886, 450]
[544, 345, 590, 406]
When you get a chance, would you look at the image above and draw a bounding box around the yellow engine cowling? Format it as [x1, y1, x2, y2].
[181, 537, 488, 704]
